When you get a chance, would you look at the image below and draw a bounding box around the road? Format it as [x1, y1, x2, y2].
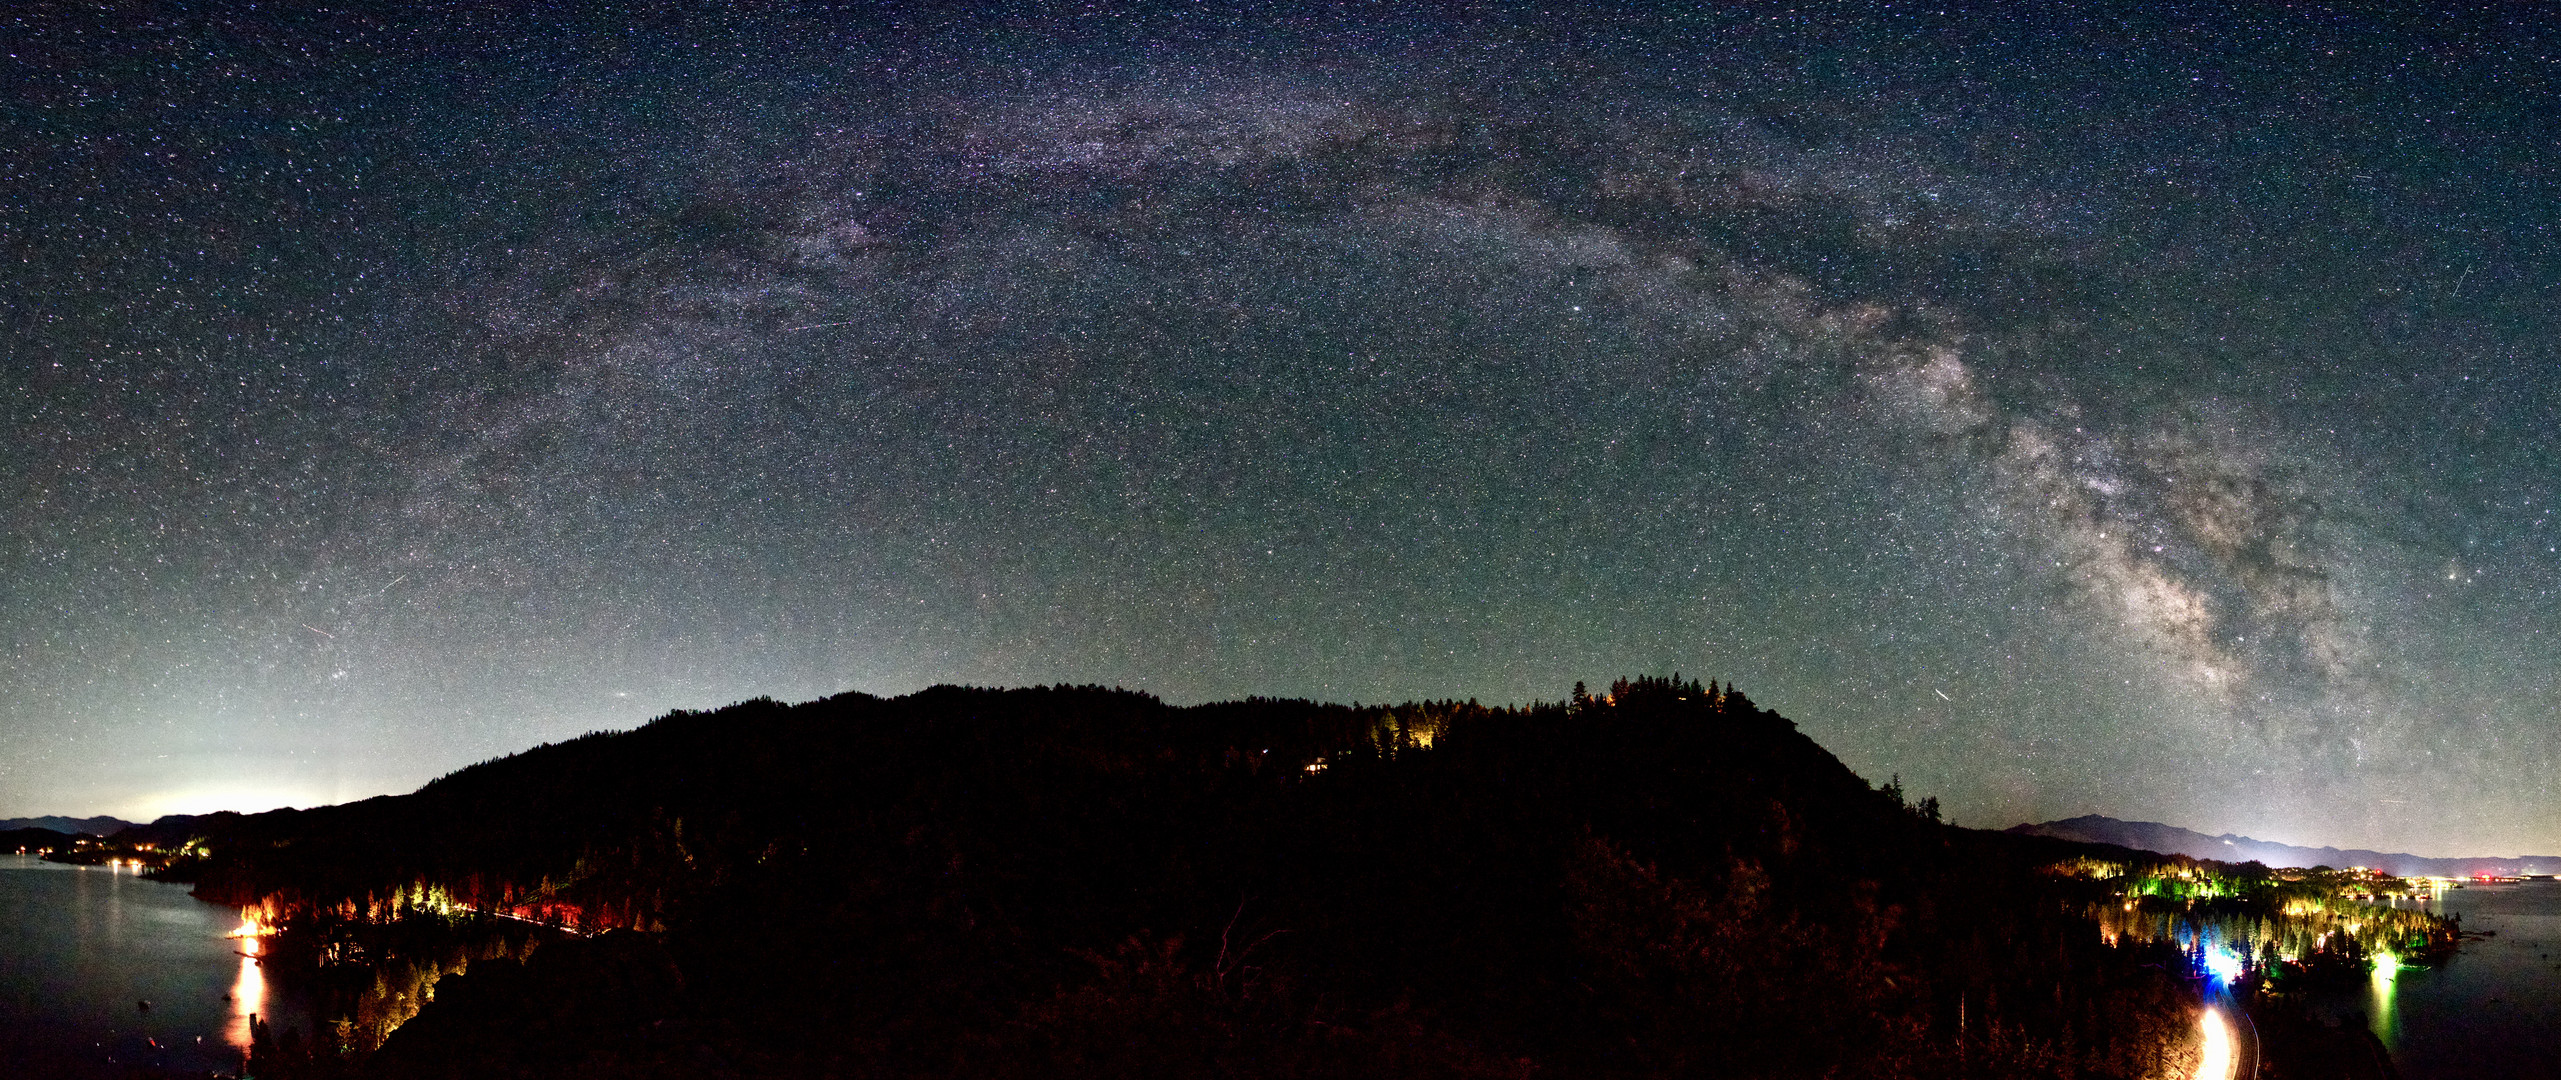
[2204, 983, 2259, 1080]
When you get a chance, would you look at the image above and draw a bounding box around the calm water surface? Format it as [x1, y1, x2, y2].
[0, 854, 305, 1078]
[2324, 880, 2561, 1079]
[7, 854, 2555, 1075]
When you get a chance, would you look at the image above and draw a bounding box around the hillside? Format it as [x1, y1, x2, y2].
[174, 679, 2204, 1080]
[3, 827, 74, 853]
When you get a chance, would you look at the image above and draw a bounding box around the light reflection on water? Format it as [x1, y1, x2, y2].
[0, 854, 305, 1077]
[2085, 872, 2558, 1077]
[2313, 881, 2561, 1080]
[225, 916, 271, 1053]
[2367, 950, 2396, 1045]
[227, 949, 266, 1053]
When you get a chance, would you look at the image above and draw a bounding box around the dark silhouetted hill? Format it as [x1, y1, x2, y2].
[3, 827, 73, 852]
[185, 679, 2201, 1080]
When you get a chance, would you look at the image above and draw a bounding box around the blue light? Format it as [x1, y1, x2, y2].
[2203, 943, 2245, 984]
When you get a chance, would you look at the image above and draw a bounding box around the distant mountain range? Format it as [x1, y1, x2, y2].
[2009, 814, 2561, 878]
[0, 815, 134, 836]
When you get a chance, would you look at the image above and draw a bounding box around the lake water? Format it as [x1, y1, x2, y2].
[0, 854, 305, 1078]
[5, 853, 2554, 1076]
[2322, 880, 2561, 1079]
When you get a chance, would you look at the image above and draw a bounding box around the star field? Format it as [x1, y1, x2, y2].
[5, 3, 2558, 855]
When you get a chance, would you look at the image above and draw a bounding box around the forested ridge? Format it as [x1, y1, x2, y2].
[157, 679, 2208, 1078]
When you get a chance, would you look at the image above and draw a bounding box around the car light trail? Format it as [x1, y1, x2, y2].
[2195, 1006, 2234, 1080]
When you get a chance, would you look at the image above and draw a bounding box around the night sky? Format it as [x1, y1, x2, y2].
[7, 3, 2556, 856]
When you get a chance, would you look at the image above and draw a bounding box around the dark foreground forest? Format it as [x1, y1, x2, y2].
[141, 679, 2225, 1078]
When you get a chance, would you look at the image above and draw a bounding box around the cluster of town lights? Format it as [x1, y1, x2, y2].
[229, 913, 277, 956]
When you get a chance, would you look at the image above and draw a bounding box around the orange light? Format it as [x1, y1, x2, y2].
[2195, 1007, 2234, 1080]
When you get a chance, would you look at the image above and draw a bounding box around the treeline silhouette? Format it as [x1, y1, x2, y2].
[176, 678, 2205, 1078]
[2, 826, 75, 852]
